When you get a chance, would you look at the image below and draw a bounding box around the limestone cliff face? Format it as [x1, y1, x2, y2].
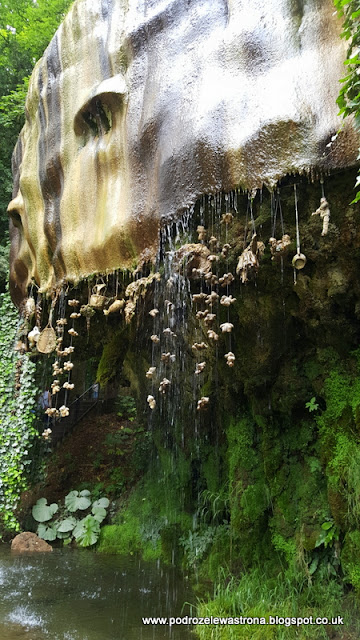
[8, 0, 358, 304]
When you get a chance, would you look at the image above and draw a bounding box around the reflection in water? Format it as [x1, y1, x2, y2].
[0, 546, 194, 639]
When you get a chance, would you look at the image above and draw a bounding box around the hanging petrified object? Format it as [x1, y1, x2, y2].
[68, 328, 78, 337]
[38, 311, 56, 354]
[195, 362, 206, 375]
[192, 293, 207, 304]
[204, 272, 218, 286]
[221, 212, 234, 224]
[124, 300, 136, 323]
[197, 397, 209, 410]
[89, 284, 107, 309]
[219, 272, 235, 287]
[56, 318, 68, 326]
[220, 295, 236, 306]
[63, 346, 75, 355]
[192, 268, 206, 279]
[207, 329, 219, 341]
[59, 405, 70, 418]
[24, 297, 36, 318]
[51, 382, 60, 395]
[163, 327, 176, 337]
[268, 234, 291, 259]
[292, 252, 307, 270]
[45, 407, 59, 417]
[146, 367, 156, 379]
[68, 299, 80, 307]
[221, 243, 231, 258]
[42, 428, 52, 440]
[64, 361, 74, 371]
[204, 313, 216, 326]
[63, 381, 75, 390]
[149, 308, 159, 318]
[207, 254, 218, 263]
[311, 197, 330, 236]
[151, 334, 160, 344]
[80, 304, 95, 318]
[159, 378, 171, 394]
[70, 312, 81, 319]
[161, 352, 175, 364]
[196, 310, 208, 320]
[205, 292, 219, 305]
[209, 236, 218, 250]
[103, 299, 125, 315]
[236, 234, 265, 283]
[192, 342, 208, 351]
[197, 225, 206, 241]
[220, 322, 234, 333]
[225, 351, 236, 367]
[147, 395, 156, 409]
[28, 325, 40, 348]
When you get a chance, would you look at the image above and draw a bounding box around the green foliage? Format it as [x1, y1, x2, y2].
[32, 498, 58, 522]
[315, 520, 339, 550]
[64, 489, 91, 512]
[0, 0, 73, 259]
[115, 396, 137, 420]
[32, 489, 109, 547]
[0, 290, 39, 534]
[334, 0, 360, 203]
[196, 565, 352, 639]
[305, 397, 319, 413]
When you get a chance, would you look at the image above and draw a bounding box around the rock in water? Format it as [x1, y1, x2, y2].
[11, 532, 53, 553]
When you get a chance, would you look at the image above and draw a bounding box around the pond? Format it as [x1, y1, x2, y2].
[0, 546, 195, 639]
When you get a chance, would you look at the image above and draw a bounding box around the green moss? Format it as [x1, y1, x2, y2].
[97, 521, 141, 555]
[96, 328, 128, 387]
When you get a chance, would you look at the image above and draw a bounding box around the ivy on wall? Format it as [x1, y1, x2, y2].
[334, 0, 360, 202]
[0, 290, 39, 534]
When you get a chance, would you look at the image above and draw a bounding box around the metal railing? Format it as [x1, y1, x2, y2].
[49, 383, 100, 446]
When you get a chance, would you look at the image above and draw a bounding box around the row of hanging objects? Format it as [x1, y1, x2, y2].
[45, 295, 80, 420]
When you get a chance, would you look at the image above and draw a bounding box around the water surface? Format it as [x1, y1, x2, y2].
[0, 545, 194, 640]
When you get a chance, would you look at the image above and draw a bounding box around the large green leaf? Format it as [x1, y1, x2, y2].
[32, 498, 58, 522]
[65, 490, 91, 512]
[73, 515, 100, 547]
[37, 522, 57, 541]
[92, 506, 107, 523]
[92, 498, 110, 509]
[56, 516, 77, 533]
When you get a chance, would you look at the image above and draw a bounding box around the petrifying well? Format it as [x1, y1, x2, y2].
[8, 0, 359, 304]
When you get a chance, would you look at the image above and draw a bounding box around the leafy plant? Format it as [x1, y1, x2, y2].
[31, 489, 109, 547]
[0, 291, 39, 535]
[65, 489, 91, 512]
[115, 396, 137, 420]
[315, 520, 340, 549]
[32, 498, 58, 522]
[334, 0, 360, 203]
[305, 396, 319, 413]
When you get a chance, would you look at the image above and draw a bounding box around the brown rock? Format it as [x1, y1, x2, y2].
[11, 532, 52, 553]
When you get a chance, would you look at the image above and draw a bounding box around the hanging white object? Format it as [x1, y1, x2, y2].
[292, 184, 307, 271]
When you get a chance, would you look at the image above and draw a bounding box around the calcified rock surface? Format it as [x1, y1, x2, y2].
[8, 0, 358, 303]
